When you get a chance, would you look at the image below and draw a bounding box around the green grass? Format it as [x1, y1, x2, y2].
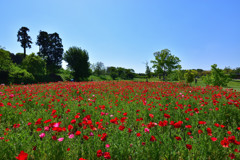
[134, 77, 240, 92]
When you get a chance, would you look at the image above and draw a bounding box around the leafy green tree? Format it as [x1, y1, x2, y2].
[36, 31, 63, 74]
[0, 49, 13, 84]
[145, 62, 151, 78]
[17, 27, 32, 57]
[9, 65, 35, 84]
[223, 66, 232, 75]
[0, 49, 12, 72]
[22, 53, 46, 76]
[151, 49, 181, 81]
[93, 62, 105, 76]
[64, 47, 91, 81]
[10, 53, 25, 65]
[125, 69, 135, 79]
[184, 70, 198, 84]
[117, 67, 125, 79]
[203, 64, 231, 87]
[107, 66, 118, 80]
[177, 65, 184, 81]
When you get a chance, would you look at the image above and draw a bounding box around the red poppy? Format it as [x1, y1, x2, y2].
[101, 133, 107, 141]
[97, 149, 102, 157]
[119, 125, 125, 131]
[175, 136, 181, 141]
[83, 135, 89, 140]
[75, 131, 81, 135]
[164, 113, 170, 119]
[173, 121, 183, 128]
[150, 135, 156, 142]
[206, 128, 212, 136]
[44, 119, 52, 123]
[136, 133, 141, 137]
[221, 138, 229, 148]
[128, 128, 132, 133]
[186, 144, 192, 150]
[36, 128, 42, 131]
[35, 118, 42, 125]
[68, 125, 73, 131]
[229, 153, 235, 159]
[16, 151, 28, 160]
[104, 152, 111, 159]
[211, 137, 217, 141]
[71, 119, 76, 124]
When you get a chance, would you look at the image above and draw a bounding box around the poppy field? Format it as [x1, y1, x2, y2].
[0, 81, 240, 160]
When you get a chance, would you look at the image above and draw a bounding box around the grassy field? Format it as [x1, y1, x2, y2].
[133, 77, 240, 92]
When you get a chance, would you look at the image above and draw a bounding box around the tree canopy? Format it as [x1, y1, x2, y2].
[17, 27, 32, 57]
[22, 53, 46, 76]
[36, 31, 63, 74]
[151, 49, 181, 81]
[64, 47, 91, 81]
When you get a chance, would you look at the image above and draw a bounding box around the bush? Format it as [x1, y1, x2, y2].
[22, 53, 46, 77]
[184, 70, 197, 83]
[203, 64, 231, 87]
[9, 65, 35, 84]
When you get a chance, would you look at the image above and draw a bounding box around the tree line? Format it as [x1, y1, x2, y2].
[1, 26, 239, 86]
[0, 26, 138, 84]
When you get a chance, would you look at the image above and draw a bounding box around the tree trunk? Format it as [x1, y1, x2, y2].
[163, 71, 165, 81]
[24, 47, 26, 58]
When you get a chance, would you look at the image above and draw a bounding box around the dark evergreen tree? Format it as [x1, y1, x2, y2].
[64, 47, 91, 81]
[36, 31, 63, 74]
[17, 27, 32, 57]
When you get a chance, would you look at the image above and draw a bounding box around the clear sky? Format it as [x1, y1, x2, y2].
[0, 0, 239, 73]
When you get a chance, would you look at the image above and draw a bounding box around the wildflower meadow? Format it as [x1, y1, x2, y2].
[0, 81, 240, 159]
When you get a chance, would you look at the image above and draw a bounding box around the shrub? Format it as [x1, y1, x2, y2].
[203, 64, 231, 87]
[9, 65, 35, 84]
[184, 70, 198, 83]
[22, 53, 46, 76]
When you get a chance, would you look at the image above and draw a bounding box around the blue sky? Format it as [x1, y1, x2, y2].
[0, 0, 239, 73]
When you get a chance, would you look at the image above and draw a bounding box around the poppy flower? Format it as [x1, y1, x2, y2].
[16, 151, 28, 160]
[229, 153, 235, 159]
[175, 136, 181, 141]
[104, 152, 111, 159]
[119, 125, 125, 131]
[101, 133, 107, 141]
[83, 135, 89, 140]
[58, 137, 64, 142]
[150, 135, 156, 142]
[97, 149, 102, 157]
[71, 119, 76, 124]
[186, 144, 192, 150]
[75, 131, 81, 136]
[164, 113, 170, 119]
[211, 137, 217, 141]
[221, 138, 229, 147]
[136, 133, 141, 137]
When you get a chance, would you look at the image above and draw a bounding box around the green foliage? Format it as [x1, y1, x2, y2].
[17, 27, 32, 57]
[64, 47, 91, 81]
[145, 62, 151, 78]
[58, 68, 73, 81]
[9, 65, 35, 84]
[184, 70, 197, 83]
[92, 62, 105, 76]
[107, 66, 118, 80]
[22, 53, 46, 76]
[10, 53, 25, 65]
[36, 31, 63, 74]
[0, 49, 13, 72]
[151, 49, 181, 81]
[203, 64, 231, 87]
